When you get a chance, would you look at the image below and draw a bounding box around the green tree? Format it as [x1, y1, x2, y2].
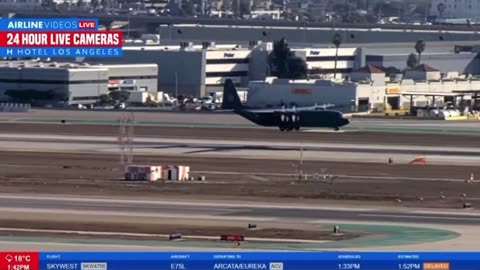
[181, 0, 196, 16]
[109, 90, 130, 102]
[332, 33, 343, 79]
[406, 53, 418, 69]
[268, 38, 308, 80]
[100, 0, 110, 10]
[98, 94, 112, 104]
[415, 39, 426, 65]
[91, 0, 99, 9]
[288, 57, 308, 80]
[239, 0, 250, 16]
[267, 38, 308, 79]
[437, 2, 446, 18]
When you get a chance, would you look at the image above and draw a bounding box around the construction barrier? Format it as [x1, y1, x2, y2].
[409, 156, 427, 164]
[125, 165, 162, 181]
[220, 235, 245, 242]
[0, 103, 30, 112]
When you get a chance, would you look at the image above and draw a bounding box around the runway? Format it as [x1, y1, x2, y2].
[0, 133, 479, 165]
[2, 109, 480, 135]
[1, 110, 480, 250]
[1, 194, 479, 226]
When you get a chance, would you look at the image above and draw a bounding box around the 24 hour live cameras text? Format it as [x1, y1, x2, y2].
[6, 33, 120, 46]
[6, 48, 121, 56]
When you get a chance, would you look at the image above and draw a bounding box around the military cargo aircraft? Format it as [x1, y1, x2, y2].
[222, 79, 350, 131]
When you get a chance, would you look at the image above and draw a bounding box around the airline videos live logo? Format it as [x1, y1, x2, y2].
[78, 20, 96, 29]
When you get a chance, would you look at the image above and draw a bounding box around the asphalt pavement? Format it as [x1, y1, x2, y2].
[1, 194, 479, 226]
[2, 110, 480, 136]
[0, 133, 478, 165]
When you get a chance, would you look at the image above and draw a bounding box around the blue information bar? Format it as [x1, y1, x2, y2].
[0, 18, 99, 31]
[38, 252, 480, 270]
[0, 47, 122, 57]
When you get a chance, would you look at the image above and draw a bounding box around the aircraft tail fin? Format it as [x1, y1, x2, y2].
[222, 79, 243, 110]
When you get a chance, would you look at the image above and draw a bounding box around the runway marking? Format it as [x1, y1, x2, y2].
[193, 171, 469, 182]
[0, 228, 328, 243]
[0, 194, 381, 211]
[359, 214, 480, 221]
[0, 207, 277, 221]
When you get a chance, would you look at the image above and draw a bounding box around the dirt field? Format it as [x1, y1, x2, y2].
[0, 152, 477, 208]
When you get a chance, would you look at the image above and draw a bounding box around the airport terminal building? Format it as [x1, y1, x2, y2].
[0, 61, 158, 105]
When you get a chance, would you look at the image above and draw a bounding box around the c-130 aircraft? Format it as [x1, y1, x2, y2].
[221, 79, 350, 132]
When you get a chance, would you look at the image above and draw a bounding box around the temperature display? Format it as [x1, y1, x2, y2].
[0, 252, 38, 270]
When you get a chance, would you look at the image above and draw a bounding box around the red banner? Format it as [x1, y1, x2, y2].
[0, 252, 39, 270]
[0, 31, 122, 47]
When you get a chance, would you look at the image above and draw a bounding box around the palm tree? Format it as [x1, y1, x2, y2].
[437, 2, 446, 18]
[415, 40, 426, 65]
[332, 33, 344, 79]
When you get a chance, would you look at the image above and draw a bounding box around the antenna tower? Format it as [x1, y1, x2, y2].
[118, 111, 135, 166]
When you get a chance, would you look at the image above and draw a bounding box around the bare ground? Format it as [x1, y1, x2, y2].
[0, 152, 477, 208]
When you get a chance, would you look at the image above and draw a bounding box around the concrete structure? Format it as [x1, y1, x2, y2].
[157, 24, 480, 46]
[100, 64, 158, 92]
[0, 61, 158, 105]
[162, 165, 190, 181]
[125, 165, 163, 181]
[350, 65, 386, 83]
[88, 43, 267, 97]
[247, 65, 480, 112]
[292, 47, 362, 79]
[429, 0, 480, 20]
[365, 52, 480, 75]
[404, 64, 442, 81]
[85, 41, 362, 97]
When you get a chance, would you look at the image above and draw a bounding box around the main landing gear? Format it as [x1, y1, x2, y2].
[278, 113, 300, 132]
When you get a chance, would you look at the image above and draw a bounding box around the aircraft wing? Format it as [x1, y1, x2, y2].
[247, 104, 336, 113]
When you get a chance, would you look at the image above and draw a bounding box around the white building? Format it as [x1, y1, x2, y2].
[429, 0, 480, 19]
[247, 65, 480, 112]
[292, 47, 362, 79]
[205, 49, 251, 87]
[0, 61, 158, 105]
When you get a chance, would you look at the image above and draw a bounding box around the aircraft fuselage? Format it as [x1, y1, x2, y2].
[237, 109, 349, 131]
